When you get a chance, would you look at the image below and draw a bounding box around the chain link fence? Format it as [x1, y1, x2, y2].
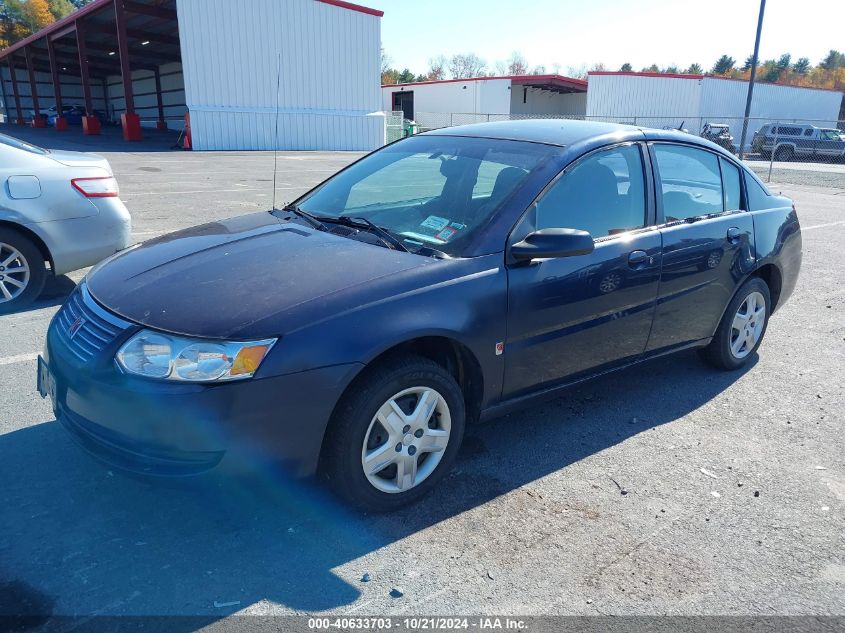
[395, 112, 845, 189]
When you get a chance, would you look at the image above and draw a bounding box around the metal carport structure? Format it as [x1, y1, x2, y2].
[0, 0, 182, 141]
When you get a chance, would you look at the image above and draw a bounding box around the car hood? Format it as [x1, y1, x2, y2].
[47, 149, 112, 174]
[87, 212, 432, 339]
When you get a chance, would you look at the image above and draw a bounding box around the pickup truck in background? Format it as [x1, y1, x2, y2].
[752, 123, 845, 162]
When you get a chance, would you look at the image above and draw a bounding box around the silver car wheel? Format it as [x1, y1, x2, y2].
[730, 290, 766, 359]
[0, 242, 30, 303]
[361, 386, 452, 494]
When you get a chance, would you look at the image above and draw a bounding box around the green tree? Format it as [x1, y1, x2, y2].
[620, 62, 632, 72]
[685, 63, 703, 74]
[711, 55, 735, 74]
[397, 68, 416, 83]
[775, 53, 791, 72]
[642, 64, 660, 72]
[819, 49, 845, 70]
[792, 57, 811, 75]
[48, 0, 76, 20]
[740, 55, 755, 71]
[665, 65, 680, 74]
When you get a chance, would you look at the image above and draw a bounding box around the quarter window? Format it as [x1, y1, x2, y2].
[745, 172, 773, 211]
[535, 144, 646, 238]
[653, 144, 723, 221]
[720, 158, 742, 211]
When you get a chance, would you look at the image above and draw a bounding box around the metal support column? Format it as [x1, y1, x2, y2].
[7, 58, 24, 125]
[76, 22, 101, 135]
[24, 46, 45, 127]
[114, 0, 142, 140]
[154, 66, 166, 129]
[47, 38, 68, 130]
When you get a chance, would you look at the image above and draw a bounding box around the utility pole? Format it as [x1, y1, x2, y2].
[738, 0, 766, 160]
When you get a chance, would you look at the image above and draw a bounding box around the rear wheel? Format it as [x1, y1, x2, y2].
[774, 145, 793, 162]
[0, 228, 47, 314]
[320, 355, 465, 511]
[700, 277, 770, 370]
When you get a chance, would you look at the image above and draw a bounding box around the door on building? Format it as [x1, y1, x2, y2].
[392, 91, 414, 120]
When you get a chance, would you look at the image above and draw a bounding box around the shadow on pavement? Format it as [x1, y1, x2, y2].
[0, 275, 76, 316]
[0, 350, 755, 623]
[0, 123, 182, 154]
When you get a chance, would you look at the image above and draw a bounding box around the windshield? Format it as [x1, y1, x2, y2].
[0, 133, 48, 155]
[296, 135, 553, 256]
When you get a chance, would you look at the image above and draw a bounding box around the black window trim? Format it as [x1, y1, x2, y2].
[647, 141, 748, 229]
[506, 140, 657, 252]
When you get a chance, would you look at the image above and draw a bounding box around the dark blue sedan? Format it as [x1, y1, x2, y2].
[39, 120, 802, 510]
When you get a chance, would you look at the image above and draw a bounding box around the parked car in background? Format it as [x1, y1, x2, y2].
[39, 120, 801, 511]
[0, 133, 131, 312]
[701, 123, 736, 154]
[752, 123, 845, 161]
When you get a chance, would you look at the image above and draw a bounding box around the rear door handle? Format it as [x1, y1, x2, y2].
[727, 227, 742, 243]
[628, 250, 649, 267]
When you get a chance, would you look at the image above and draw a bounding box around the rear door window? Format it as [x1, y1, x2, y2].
[653, 144, 723, 221]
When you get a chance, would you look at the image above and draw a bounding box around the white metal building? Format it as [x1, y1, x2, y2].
[381, 75, 588, 131]
[179, 0, 384, 150]
[0, 0, 384, 151]
[586, 71, 844, 149]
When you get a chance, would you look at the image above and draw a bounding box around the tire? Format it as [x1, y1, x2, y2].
[0, 228, 48, 314]
[774, 146, 793, 162]
[700, 277, 771, 370]
[320, 355, 466, 512]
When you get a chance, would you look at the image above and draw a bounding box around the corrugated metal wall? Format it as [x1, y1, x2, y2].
[586, 74, 703, 127]
[104, 62, 186, 130]
[177, 0, 383, 151]
[0, 66, 107, 120]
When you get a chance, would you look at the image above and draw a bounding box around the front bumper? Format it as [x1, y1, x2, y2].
[41, 293, 362, 478]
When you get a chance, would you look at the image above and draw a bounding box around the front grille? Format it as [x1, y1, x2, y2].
[53, 285, 132, 362]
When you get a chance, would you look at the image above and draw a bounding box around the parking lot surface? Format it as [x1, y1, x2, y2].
[0, 125, 843, 621]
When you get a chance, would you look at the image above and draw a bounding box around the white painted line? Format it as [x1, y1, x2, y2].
[801, 221, 845, 231]
[0, 352, 38, 366]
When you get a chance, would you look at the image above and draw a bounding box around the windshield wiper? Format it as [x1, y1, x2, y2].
[334, 216, 410, 253]
[281, 204, 329, 232]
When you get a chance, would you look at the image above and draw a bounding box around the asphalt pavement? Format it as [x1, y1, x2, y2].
[0, 125, 843, 623]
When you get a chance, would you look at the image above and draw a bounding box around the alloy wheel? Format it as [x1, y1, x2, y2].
[0, 242, 30, 303]
[361, 386, 451, 493]
[730, 291, 766, 359]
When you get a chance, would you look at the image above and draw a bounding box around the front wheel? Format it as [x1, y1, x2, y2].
[320, 355, 466, 511]
[700, 277, 771, 370]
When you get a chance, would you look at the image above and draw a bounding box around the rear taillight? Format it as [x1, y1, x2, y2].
[71, 177, 119, 198]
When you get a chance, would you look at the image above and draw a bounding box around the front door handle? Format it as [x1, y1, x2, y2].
[727, 227, 742, 243]
[628, 250, 649, 267]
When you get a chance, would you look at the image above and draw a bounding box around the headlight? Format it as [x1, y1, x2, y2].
[116, 329, 276, 382]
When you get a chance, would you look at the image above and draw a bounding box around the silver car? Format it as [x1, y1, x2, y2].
[0, 132, 131, 312]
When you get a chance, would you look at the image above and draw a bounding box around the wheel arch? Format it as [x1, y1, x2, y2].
[752, 262, 783, 312]
[330, 334, 485, 429]
[0, 220, 54, 272]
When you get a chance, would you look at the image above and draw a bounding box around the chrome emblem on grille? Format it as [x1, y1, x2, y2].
[68, 316, 86, 339]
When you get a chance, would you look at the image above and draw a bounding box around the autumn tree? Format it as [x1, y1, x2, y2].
[505, 51, 528, 75]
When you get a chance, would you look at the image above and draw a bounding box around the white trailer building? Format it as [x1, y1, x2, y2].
[381, 75, 588, 131]
[0, 0, 384, 151]
[586, 71, 843, 149]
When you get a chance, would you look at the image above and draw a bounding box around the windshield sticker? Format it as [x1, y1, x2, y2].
[450, 222, 466, 230]
[435, 226, 459, 242]
[421, 215, 450, 231]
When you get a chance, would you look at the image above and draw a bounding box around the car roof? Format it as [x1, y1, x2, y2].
[422, 118, 723, 151]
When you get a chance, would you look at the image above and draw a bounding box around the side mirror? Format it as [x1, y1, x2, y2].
[510, 228, 594, 261]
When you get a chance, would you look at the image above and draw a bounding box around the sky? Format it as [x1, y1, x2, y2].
[366, 0, 845, 76]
